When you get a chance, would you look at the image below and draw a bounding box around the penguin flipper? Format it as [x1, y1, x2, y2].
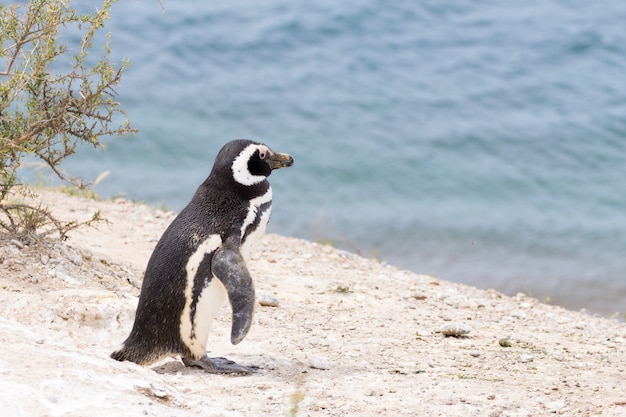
[211, 238, 255, 345]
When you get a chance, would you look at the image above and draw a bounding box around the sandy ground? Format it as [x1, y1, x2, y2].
[1, 188, 625, 417]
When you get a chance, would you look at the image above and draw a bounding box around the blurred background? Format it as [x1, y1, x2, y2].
[45, 1, 626, 317]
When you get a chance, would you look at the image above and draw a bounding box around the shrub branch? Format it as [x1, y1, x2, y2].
[0, 0, 136, 241]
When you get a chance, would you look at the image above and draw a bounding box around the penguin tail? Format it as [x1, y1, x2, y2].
[110, 343, 155, 365]
[111, 337, 179, 366]
[110, 344, 138, 363]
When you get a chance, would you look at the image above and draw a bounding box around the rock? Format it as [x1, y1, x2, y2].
[150, 385, 169, 399]
[443, 298, 458, 307]
[307, 356, 331, 370]
[437, 323, 471, 337]
[499, 338, 512, 347]
[258, 294, 280, 307]
[51, 266, 82, 285]
[65, 249, 83, 266]
[545, 400, 566, 413]
[510, 311, 526, 319]
[520, 355, 534, 363]
[9, 239, 24, 249]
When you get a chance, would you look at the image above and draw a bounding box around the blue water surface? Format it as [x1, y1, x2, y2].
[46, 0, 626, 316]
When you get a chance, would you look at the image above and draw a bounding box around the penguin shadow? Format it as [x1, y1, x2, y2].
[151, 360, 191, 375]
[151, 357, 265, 376]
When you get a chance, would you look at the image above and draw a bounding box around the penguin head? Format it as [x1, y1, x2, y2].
[211, 139, 294, 187]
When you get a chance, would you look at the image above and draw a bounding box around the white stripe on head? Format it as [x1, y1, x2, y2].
[232, 144, 270, 186]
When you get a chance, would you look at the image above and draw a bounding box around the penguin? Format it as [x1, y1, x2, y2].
[111, 139, 293, 374]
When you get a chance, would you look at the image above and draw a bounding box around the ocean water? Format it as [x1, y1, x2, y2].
[35, 1, 626, 317]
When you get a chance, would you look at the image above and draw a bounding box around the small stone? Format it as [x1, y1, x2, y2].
[469, 351, 481, 357]
[307, 356, 331, 370]
[487, 394, 496, 400]
[520, 354, 534, 363]
[258, 295, 280, 307]
[498, 338, 512, 347]
[69, 253, 82, 266]
[443, 298, 456, 306]
[150, 386, 168, 398]
[437, 323, 471, 337]
[545, 401, 566, 413]
[52, 267, 82, 285]
[9, 239, 24, 249]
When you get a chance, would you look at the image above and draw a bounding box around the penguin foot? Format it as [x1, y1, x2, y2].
[182, 354, 259, 375]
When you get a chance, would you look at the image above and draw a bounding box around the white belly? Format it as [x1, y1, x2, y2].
[188, 277, 227, 356]
[180, 235, 225, 357]
[179, 188, 272, 357]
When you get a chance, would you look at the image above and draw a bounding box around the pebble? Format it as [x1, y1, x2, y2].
[437, 323, 471, 337]
[545, 401, 566, 413]
[69, 253, 82, 266]
[510, 311, 526, 319]
[499, 338, 512, 347]
[64, 249, 83, 266]
[307, 356, 331, 370]
[49, 267, 82, 285]
[150, 385, 168, 399]
[258, 294, 280, 307]
[469, 351, 481, 357]
[520, 354, 534, 363]
[443, 298, 458, 308]
[9, 239, 24, 249]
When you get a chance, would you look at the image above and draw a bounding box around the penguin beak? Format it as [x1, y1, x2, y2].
[267, 151, 294, 170]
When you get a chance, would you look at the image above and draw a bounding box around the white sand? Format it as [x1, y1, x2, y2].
[1, 189, 625, 416]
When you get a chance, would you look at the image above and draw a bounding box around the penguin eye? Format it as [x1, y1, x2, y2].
[258, 150, 267, 160]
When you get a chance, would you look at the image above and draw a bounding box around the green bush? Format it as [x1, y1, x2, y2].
[0, 0, 135, 241]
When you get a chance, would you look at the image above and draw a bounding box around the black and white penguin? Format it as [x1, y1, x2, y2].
[111, 139, 293, 374]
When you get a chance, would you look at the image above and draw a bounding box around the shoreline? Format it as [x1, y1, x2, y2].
[1, 188, 625, 416]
